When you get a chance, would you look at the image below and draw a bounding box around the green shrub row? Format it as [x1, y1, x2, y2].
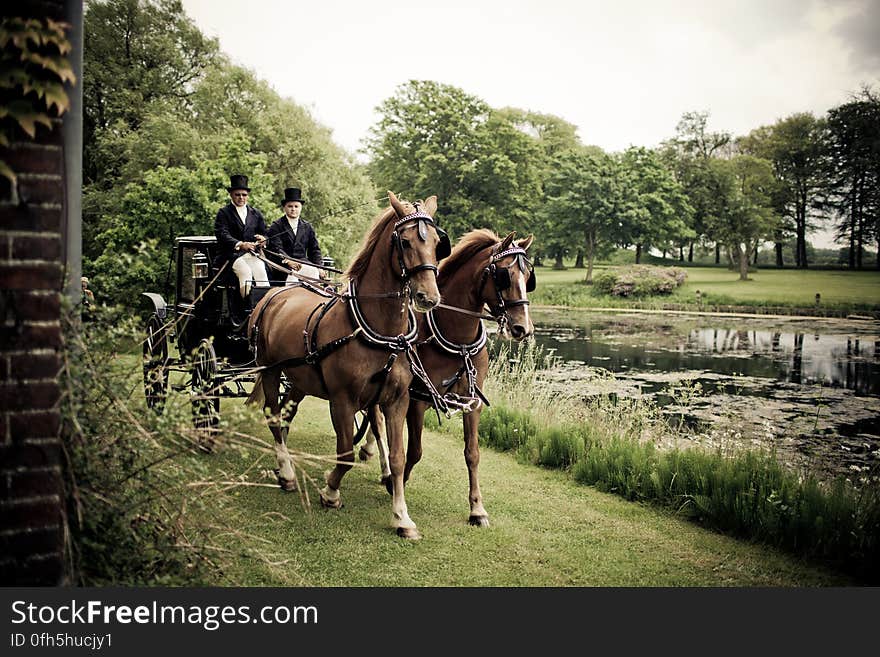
[478, 403, 880, 582]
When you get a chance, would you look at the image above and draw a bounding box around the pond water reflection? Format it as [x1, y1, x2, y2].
[521, 310, 880, 481]
[536, 324, 880, 395]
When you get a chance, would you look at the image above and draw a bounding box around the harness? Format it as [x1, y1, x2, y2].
[408, 309, 490, 414]
[409, 243, 536, 417]
[251, 211, 453, 427]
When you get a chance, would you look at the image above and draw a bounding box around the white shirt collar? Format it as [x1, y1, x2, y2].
[287, 216, 299, 233]
[235, 205, 248, 222]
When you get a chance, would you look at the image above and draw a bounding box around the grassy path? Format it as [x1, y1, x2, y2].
[199, 397, 851, 586]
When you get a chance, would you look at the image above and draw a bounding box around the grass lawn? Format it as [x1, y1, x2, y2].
[169, 396, 852, 587]
[532, 265, 880, 310]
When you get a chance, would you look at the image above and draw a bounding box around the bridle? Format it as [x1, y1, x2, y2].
[477, 245, 535, 330]
[390, 205, 451, 282]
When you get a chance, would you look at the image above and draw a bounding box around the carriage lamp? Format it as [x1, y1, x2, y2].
[192, 251, 209, 280]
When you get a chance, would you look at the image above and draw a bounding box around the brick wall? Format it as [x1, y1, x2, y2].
[0, 0, 69, 585]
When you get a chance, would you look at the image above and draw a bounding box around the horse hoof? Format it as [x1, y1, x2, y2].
[396, 526, 422, 541]
[468, 515, 490, 528]
[358, 446, 373, 462]
[381, 475, 393, 496]
[272, 469, 297, 492]
[197, 438, 215, 454]
[320, 494, 342, 509]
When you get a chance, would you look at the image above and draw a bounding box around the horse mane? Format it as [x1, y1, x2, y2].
[437, 229, 500, 286]
[345, 202, 414, 281]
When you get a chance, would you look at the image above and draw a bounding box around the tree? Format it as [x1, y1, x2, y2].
[365, 80, 544, 240]
[739, 113, 827, 268]
[541, 149, 620, 283]
[616, 147, 694, 263]
[707, 155, 781, 280]
[825, 89, 880, 269]
[83, 0, 218, 182]
[81, 0, 378, 306]
[662, 111, 731, 263]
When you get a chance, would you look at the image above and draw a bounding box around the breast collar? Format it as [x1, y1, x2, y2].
[425, 309, 487, 357]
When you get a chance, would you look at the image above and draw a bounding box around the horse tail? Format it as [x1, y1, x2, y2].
[246, 372, 266, 406]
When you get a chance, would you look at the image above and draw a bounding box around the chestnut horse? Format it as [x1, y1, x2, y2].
[247, 192, 449, 539]
[361, 230, 535, 526]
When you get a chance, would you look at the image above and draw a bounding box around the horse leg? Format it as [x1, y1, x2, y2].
[363, 405, 393, 493]
[463, 407, 490, 527]
[262, 370, 297, 491]
[358, 405, 381, 461]
[321, 399, 357, 509]
[403, 400, 426, 484]
[383, 396, 420, 540]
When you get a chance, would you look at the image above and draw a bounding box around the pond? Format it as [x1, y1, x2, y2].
[523, 308, 880, 482]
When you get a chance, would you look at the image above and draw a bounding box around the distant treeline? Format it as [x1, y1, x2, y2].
[81, 0, 880, 305]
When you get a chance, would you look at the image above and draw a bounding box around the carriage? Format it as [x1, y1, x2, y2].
[141, 235, 329, 431]
[140, 193, 535, 537]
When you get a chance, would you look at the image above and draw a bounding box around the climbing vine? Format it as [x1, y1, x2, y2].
[0, 17, 76, 183]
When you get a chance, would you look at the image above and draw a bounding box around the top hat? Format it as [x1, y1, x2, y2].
[280, 187, 306, 206]
[226, 174, 250, 192]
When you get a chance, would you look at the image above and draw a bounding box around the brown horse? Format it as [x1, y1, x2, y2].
[361, 229, 535, 526]
[246, 192, 448, 539]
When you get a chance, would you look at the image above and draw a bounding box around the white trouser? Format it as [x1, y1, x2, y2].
[232, 253, 270, 298]
[286, 263, 320, 284]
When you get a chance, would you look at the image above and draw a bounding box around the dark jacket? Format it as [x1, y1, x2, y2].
[213, 203, 268, 267]
[266, 217, 322, 281]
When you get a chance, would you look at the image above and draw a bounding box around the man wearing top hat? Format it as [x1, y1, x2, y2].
[214, 174, 270, 318]
[266, 187, 323, 283]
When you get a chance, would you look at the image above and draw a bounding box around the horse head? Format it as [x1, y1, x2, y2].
[483, 232, 535, 341]
[387, 191, 445, 312]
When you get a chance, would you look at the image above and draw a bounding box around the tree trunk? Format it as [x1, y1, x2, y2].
[796, 199, 808, 268]
[574, 249, 584, 268]
[849, 189, 857, 268]
[679, 245, 684, 262]
[553, 252, 565, 270]
[714, 242, 720, 264]
[775, 241, 783, 267]
[856, 193, 864, 269]
[635, 243, 642, 264]
[585, 236, 596, 284]
[738, 245, 750, 281]
[688, 242, 694, 263]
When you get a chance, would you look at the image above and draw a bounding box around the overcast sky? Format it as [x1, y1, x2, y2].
[180, 0, 880, 246]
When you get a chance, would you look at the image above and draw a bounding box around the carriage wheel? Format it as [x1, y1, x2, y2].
[143, 314, 169, 413]
[191, 339, 220, 449]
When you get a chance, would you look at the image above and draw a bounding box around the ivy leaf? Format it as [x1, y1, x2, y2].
[42, 81, 70, 114]
[5, 100, 53, 137]
[0, 159, 16, 185]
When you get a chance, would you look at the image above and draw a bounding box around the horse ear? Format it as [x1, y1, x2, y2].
[388, 191, 406, 217]
[517, 234, 535, 252]
[500, 232, 516, 251]
[423, 195, 438, 217]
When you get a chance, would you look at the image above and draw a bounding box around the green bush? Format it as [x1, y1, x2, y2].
[593, 265, 687, 297]
[479, 406, 538, 452]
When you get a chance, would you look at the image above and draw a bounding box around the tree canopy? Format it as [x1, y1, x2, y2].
[82, 0, 377, 306]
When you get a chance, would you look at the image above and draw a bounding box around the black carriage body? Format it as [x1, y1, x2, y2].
[174, 236, 252, 365]
[143, 235, 292, 432]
